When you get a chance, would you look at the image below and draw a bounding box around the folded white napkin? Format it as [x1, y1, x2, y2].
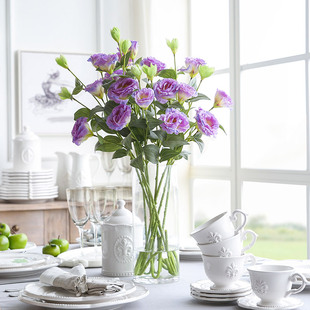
[40, 264, 124, 296]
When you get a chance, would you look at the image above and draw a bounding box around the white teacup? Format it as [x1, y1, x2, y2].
[202, 253, 256, 289]
[190, 209, 247, 244]
[247, 264, 307, 307]
[198, 229, 257, 257]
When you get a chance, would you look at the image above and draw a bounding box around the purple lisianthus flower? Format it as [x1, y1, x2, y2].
[179, 57, 206, 78]
[195, 108, 219, 137]
[177, 83, 198, 104]
[106, 104, 131, 131]
[159, 108, 189, 135]
[104, 69, 124, 81]
[141, 56, 166, 73]
[87, 53, 118, 74]
[134, 88, 155, 108]
[213, 89, 233, 109]
[71, 117, 94, 146]
[108, 78, 139, 104]
[84, 79, 104, 99]
[153, 78, 180, 104]
[129, 40, 139, 60]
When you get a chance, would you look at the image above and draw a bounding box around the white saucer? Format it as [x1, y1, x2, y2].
[191, 287, 251, 298]
[237, 294, 303, 310]
[191, 279, 251, 294]
[191, 291, 240, 302]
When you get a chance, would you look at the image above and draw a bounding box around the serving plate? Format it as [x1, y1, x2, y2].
[0, 242, 37, 253]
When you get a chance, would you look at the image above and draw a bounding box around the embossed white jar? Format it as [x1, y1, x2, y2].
[13, 126, 41, 171]
[101, 199, 142, 276]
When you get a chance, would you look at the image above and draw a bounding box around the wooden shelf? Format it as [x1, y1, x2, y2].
[0, 200, 78, 245]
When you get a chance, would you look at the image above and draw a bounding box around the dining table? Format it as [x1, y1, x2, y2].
[1, 245, 310, 310]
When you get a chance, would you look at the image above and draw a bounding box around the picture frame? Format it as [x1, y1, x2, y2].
[17, 50, 98, 136]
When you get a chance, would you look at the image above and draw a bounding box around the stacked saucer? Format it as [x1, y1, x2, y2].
[190, 279, 251, 303]
[0, 169, 58, 203]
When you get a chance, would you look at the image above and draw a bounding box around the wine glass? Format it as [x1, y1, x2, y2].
[90, 186, 117, 226]
[100, 152, 117, 184]
[117, 156, 132, 185]
[66, 187, 90, 250]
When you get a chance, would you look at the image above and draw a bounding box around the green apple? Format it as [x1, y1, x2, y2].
[49, 236, 69, 253]
[8, 233, 28, 249]
[0, 223, 10, 237]
[0, 235, 9, 251]
[42, 244, 60, 257]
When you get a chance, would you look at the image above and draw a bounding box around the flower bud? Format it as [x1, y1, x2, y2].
[131, 64, 142, 80]
[199, 65, 214, 80]
[166, 38, 178, 55]
[55, 55, 68, 69]
[120, 40, 132, 55]
[142, 64, 157, 81]
[110, 27, 120, 43]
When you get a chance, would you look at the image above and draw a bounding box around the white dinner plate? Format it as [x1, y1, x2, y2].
[19, 284, 149, 309]
[0, 252, 47, 268]
[2, 169, 54, 175]
[0, 241, 37, 253]
[24, 280, 136, 303]
[0, 253, 61, 277]
[190, 291, 242, 302]
[0, 198, 55, 204]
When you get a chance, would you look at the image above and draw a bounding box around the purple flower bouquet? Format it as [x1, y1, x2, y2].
[56, 27, 233, 283]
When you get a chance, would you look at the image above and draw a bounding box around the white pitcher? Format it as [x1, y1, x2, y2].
[69, 152, 99, 188]
[55, 152, 72, 200]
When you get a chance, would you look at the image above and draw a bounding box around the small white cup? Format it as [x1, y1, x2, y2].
[247, 264, 307, 307]
[190, 209, 247, 244]
[202, 253, 256, 289]
[198, 229, 257, 257]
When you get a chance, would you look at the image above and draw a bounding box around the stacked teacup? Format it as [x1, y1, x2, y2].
[190, 210, 257, 301]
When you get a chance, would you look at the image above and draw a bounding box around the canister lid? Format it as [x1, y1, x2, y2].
[14, 126, 40, 142]
[104, 200, 134, 225]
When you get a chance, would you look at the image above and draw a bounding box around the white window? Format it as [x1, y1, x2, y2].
[189, 0, 309, 259]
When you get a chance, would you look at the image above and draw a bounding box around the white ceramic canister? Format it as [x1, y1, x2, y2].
[101, 199, 142, 276]
[13, 126, 41, 171]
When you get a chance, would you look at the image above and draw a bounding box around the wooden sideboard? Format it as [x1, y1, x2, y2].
[0, 200, 80, 245]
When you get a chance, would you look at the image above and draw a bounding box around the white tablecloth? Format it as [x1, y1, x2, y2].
[1, 247, 310, 309]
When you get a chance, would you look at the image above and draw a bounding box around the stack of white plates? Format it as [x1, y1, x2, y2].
[190, 279, 252, 303]
[19, 279, 149, 309]
[0, 169, 58, 203]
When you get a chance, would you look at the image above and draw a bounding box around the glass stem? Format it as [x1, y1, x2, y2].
[91, 222, 98, 250]
[78, 226, 85, 255]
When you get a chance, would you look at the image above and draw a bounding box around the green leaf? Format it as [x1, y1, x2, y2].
[113, 149, 128, 159]
[162, 134, 189, 148]
[190, 93, 210, 102]
[72, 78, 83, 95]
[102, 135, 122, 145]
[189, 77, 197, 88]
[130, 127, 145, 142]
[179, 150, 190, 160]
[97, 134, 104, 144]
[130, 118, 147, 129]
[154, 101, 168, 110]
[94, 116, 115, 134]
[90, 119, 101, 132]
[74, 108, 90, 120]
[95, 141, 122, 152]
[90, 105, 105, 118]
[219, 124, 227, 135]
[131, 154, 144, 171]
[119, 127, 130, 137]
[157, 69, 177, 80]
[55, 55, 68, 69]
[102, 79, 114, 92]
[149, 130, 167, 142]
[59, 87, 72, 100]
[170, 102, 184, 110]
[122, 134, 132, 150]
[146, 115, 163, 130]
[159, 148, 180, 162]
[195, 138, 204, 153]
[199, 65, 215, 80]
[143, 144, 159, 164]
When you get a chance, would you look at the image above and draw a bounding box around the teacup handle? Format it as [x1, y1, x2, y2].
[244, 253, 256, 266]
[230, 209, 247, 233]
[241, 230, 258, 254]
[285, 273, 307, 297]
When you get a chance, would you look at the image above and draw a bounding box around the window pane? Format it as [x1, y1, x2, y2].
[242, 182, 307, 260]
[192, 179, 230, 227]
[191, 0, 229, 70]
[192, 73, 231, 167]
[240, 0, 305, 64]
[241, 62, 306, 170]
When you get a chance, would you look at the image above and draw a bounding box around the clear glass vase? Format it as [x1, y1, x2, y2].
[132, 163, 179, 284]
